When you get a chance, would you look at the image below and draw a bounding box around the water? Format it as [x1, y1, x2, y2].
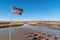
[0, 24, 60, 40]
[0, 28, 9, 40]
[21, 24, 60, 37]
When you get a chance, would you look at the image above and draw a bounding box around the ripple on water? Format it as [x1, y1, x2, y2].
[21, 24, 60, 37]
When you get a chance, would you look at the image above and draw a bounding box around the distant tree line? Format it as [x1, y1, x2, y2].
[0, 22, 10, 24]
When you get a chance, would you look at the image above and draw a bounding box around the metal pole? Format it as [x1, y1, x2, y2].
[9, 4, 13, 40]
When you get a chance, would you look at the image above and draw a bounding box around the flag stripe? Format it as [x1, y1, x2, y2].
[12, 6, 23, 15]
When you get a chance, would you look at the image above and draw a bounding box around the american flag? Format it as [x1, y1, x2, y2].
[12, 7, 23, 15]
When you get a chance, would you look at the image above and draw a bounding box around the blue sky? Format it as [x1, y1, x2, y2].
[0, 0, 60, 21]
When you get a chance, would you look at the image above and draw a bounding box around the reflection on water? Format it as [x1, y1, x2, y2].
[21, 24, 60, 37]
[0, 24, 60, 40]
[0, 28, 9, 40]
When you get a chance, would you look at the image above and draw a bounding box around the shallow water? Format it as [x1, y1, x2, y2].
[0, 24, 60, 40]
[0, 28, 9, 40]
[21, 24, 60, 37]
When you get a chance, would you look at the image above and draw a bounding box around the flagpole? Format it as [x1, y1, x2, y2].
[9, 4, 13, 40]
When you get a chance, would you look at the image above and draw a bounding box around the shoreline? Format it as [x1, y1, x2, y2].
[0, 21, 60, 30]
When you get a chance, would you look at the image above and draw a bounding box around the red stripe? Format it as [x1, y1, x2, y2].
[13, 9, 22, 14]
